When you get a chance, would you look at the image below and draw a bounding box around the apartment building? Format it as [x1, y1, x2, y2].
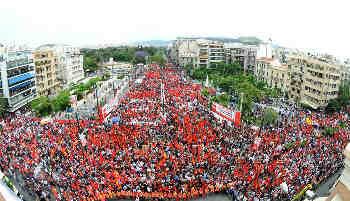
[288, 54, 341, 109]
[105, 58, 135, 77]
[0, 45, 36, 112]
[169, 38, 198, 67]
[198, 39, 225, 68]
[169, 38, 225, 68]
[33, 49, 61, 96]
[255, 57, 290, 93]
[340, 59, 350, 83]
[37, 44, 84, 88]
[224, 43, 257, 73]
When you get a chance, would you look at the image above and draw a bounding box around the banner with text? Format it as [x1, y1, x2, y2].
[211, 103, 241, 126]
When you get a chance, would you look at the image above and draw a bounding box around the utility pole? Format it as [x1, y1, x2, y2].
[240, 92, 244, 132]
[95, 84, 100, 121]
[75, 112, 80, 132]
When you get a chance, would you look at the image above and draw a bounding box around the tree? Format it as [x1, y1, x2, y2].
[83, 56, 98, 72]
[326, 99, 341, 113]
[201, 88, 210, 97]
[338, 81, 350, 106]
[326, 81, 350, 113]
[52, 90, 71, 112]
[0, 98, 8, 117]
[217, 93, 230, 107]
[149, 54, 166, 66]
[238, 93, 254, 117]
[31, 96, 52, 117]
[262, 107, 279, 126]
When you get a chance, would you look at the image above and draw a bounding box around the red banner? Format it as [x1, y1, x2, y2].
[211, 103, 241, 126]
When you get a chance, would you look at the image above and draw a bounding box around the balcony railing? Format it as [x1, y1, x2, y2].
[7, 58, 33, 69]
[9, 80, 35, 97]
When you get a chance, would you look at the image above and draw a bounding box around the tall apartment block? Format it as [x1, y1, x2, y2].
[33, 49, 61, 96]
[198, 39, 225, 68]
[169, 38, 198, 67]
[169, 38, 225, 68]
[288, 54, 340, 109]
[224, 43, 257, 73]
[0, 44, 36, 112]
[37, 44, 84, 88]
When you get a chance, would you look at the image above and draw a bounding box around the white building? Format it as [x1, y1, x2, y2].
[169, 38, 225, 68]
[257, 38, 273, 59]
[224, 43, 257, 73]
[104, 58, 135, 77]
[37, 44, 84, 88]
[0, 44, 37, 112]
[169, 38, 199, 67]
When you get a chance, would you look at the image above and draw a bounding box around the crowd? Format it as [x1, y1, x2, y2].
[0, 64, 349, 201]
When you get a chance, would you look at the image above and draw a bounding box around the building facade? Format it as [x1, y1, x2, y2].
[340, 59, 350, 83]
[169, 38, 225, 68]
[33, 49, 61, 96]
[197, 39, 225, 68]
[37, 44, 84, 88]
[105, 58, 135, 77]
[225, 43, 257, 73]
[169, 38, 199, 67]
[255, 57, 290, 93]
[288, 54, 341, 109]
[0, 45, 36, 112]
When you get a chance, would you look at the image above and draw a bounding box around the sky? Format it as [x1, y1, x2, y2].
[1, 0, 349, 58]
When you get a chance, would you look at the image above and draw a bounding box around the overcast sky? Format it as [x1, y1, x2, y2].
[1, 0, 349, 57]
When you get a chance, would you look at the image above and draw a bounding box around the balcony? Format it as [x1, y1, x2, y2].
[7, 66, 34, 78]
[9, 80, 36, 97]
[7, 58, 34, 69]
[8, 72, 35, 87]
[8, 92, 36, 112]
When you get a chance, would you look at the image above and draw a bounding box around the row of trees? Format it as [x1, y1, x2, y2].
[187, 62, 281, 120]
[30, 75, 113, 117]
[31, 90, 71, 117]
[71, 77, 102, 101]
[82, 47, 166, 72]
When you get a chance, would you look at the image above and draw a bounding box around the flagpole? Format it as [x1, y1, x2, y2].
[240, 92, 244, 133]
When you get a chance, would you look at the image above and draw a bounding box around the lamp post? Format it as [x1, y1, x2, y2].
[75, 111, 80, 132]
[94, 83, 100, 121]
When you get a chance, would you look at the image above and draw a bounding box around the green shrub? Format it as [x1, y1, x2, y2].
[284, 141, 295, 150]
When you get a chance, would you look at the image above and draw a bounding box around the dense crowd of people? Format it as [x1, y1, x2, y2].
[0, 64, 349, 201]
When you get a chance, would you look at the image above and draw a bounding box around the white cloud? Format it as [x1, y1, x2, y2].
[0, 0, 349, 57]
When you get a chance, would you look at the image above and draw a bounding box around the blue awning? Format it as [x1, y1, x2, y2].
[9, 80, 32, 92]
[8, 72, 34, 86]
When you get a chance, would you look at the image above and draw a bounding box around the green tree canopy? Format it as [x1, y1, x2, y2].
[0, 98, 8, 117]
[262, 107, 279, 126]
[149, 54, 166, 66]
[326, 81, 350, 113]
[52, 90, 71, 112]
[31, 96, 52, 117]
[189, 61, 282, 120]
[83, 56, 98, 72]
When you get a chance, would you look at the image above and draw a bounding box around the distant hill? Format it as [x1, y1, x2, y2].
[128, 36, 263, 47]
[175, 36, 263, 45]
[236, 36, 262, 45]
[131, 40, 172, 47]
